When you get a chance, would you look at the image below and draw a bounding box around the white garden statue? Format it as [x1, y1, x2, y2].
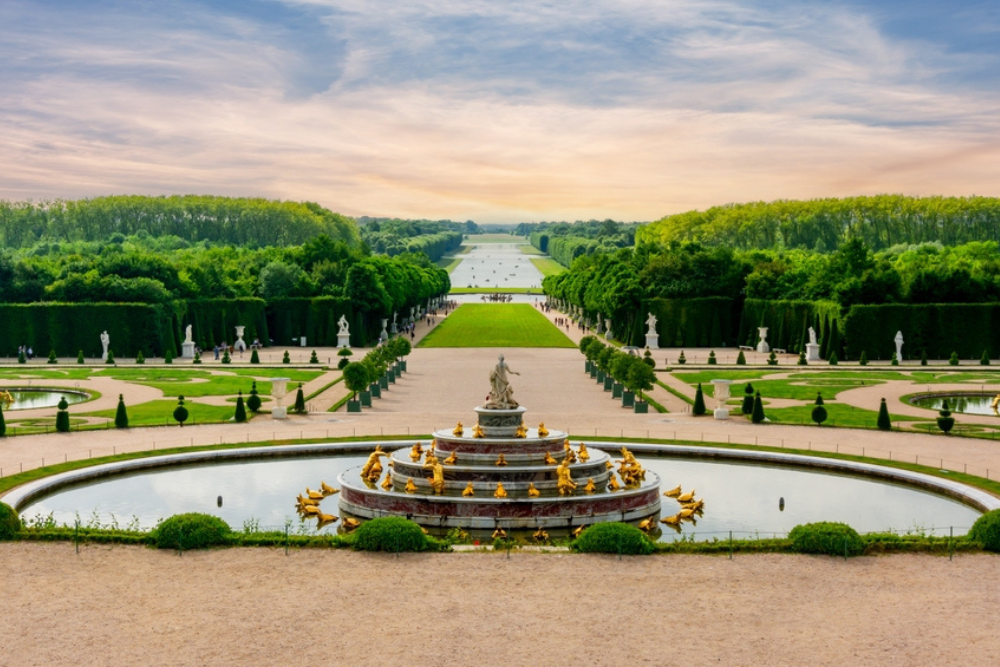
[646, 312, 658, 335]
[894, 330, 904, 362]
[100, 331, 110, 362]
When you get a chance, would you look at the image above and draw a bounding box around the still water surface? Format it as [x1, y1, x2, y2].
[20, 452, 981, 541]
[910, 394, 1000, 417]
[3, 389, 88, 410]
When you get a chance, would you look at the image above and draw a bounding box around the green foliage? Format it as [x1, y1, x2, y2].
[736, 349, 746, 365]
[282, 350, 290, 364]
[338, 347, 353, 357]
[677, 350, 686, 364]
[164, 348, 173, 364]
[247, 381, 262, 413]
[55, 396, 70, 432]
[293, 384, 306, 414]
[250, 348, 259, 364]
[920, 350, 927, 366]
[221, 348, 231, 364]
[136, 350, 145, 364]
[981, 350, 990, 366]
[877, 398, 891, 430]
[797, 350, 807, 365]
[570, 522, 655, 555]
[751, 391, 765, 423]
[390, 336, 411, 358]
[741, 383, 755, 414]
[936, 400, 955, 434]
[114, 394, 129, 428]
[828, 351, 838, 365]
[47, 349, 57, 364]
[890, 352, 898, 366]
[788, 522, 865, 557]
[352, 517, 430, 552]
[419, 304, 574, 348]
[949, 351, 959, 365]
[193, 351, 202, 364]
[859, 351, 868, 366]
[815, 392, 824, 406]
[967, 509, 1000, 552]
[77, 349, 84, 364]
[707, 350, 717, 365]
[0, 502, 21, 540]
[338, 357, 350, 369]
[625, 357, 656, 401]
[0, 403, 5, 437]
[767, 350, 777, 366]
[105, 349, 115, 364]
[343, 362, 372, 397]
[234, 391, 247, 423]
[173, 395, 189, 426]
[152, 513, 230, 550]
[309, 350, 319, 364]
[692, 383, 707, 416]
[17, 349, 25, 364]
[811, 405, 828, 426]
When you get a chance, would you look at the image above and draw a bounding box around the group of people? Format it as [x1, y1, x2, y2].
[16, 345, 34, 359]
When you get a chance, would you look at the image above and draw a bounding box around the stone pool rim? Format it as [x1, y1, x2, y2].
[0, 386, 92, 410]
[4, 439, 1000, 515]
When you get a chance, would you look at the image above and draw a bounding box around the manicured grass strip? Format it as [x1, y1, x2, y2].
[529, 257, 565, 277]
[80, 399, 239, 426]
[763, 403, 929, 428]
[655, 379, 694, 405]
[517, 244, 545, 256]
[304, 374, 343, 401]
[418, 304, 576, 348]
[642, 394, 668, 413]
[98, 368, 323, 397]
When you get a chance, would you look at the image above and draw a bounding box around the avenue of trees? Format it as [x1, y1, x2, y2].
[525, 220, 641, 267]
[357, 218, 463, 261]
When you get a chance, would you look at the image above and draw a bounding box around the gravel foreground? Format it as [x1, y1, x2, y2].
[1, 544, 997, 666]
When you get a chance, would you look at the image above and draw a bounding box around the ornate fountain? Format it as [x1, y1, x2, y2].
[338, 355, 662, 533]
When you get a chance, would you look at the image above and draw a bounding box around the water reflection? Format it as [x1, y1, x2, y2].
[910, 394, 1000, 416]
[4, 389, 88, 410]
[20, 452, 981, 541]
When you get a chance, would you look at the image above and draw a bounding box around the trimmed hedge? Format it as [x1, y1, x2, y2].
[788, 522, 865, 557]
[152, 513, 230, 550]
[0, 502, 21, 540]
[842, 303, 1000, 361]
[646, 297, 736, 349]
[570, 522, 655, 555]
[352, 517, 430, 552]
[967, 509, 1000, 552]
[739, 299, 842, 357]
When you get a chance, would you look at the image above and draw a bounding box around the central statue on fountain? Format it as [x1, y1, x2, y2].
[484, 354, 519, 409]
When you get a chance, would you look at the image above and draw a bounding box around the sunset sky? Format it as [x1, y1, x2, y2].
[2, 1, 998, 223]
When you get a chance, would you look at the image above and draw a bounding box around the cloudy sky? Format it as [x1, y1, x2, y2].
[2, 0, 998, 223]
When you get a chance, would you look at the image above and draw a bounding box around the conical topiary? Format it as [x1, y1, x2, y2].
[736, 349, 746, 365]
[193, 351, 202, 364]
[859, 351, 868, 366]
[936, 400, 955, 435]
[707, 351, 717, 365]
[221, 348, 231, 364]
[767, 350, 778, 366]
[981, 350, 990, 366]
[282, 350, 291, 364]
[876, 398, 891, 431]
[114, 394, 129, 429]
[234, 391, 247, 423]
[310, 350, 319, 364]
[293, 383, 306, 414]
[676, 351, 686, 365]
[56, 396, 70, 432]
[47, 349, 57, 364]
[164, 349, 173, 364]
[246, 381, 262, 413]
[692, 383, 707, 416]
[751, 391, 765, 424]
[77, 349, 85, 364]
[828, 351, 838, 365]
[815, 392, 825, 406]
[812, 403, 828, 426]
[136, 350, 145, 364]
[250, 348, 260, 364]
[173, 395, 189, 427]
[17, 349, 25, 364]
[890, 352, 898, 366]
[920, 350, 928, 366]
[797, 350, 807, 366]
[105, 349, 115, 365]
[949, 351, 959, 366]
[742, 383, 755, 414]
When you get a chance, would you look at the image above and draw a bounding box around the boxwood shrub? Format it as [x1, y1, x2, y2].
[968, 509, 1000, 552]
[789, 521, 865, 557]
[0, 502, 21, 540]
[352, 517, 429, 552]
[571, 522, 655, 555]
[152, 513, 230, 550]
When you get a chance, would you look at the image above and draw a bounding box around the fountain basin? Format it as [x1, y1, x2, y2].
[0, 388, 89, 410]
[909, 392, 1000, 416]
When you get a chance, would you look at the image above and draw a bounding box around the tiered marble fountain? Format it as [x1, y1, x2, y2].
[338, 356, 661, 533]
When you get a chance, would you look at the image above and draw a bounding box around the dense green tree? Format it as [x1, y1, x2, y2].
[877, 398, 891, 430]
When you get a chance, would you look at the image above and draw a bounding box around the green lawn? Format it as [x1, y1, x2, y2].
[529, 257, 565, 277]
[517, 244, 545, 256]
[81, 399, 244, 426]
[97, 367, 323, 397]
[418, 303, 576, 348]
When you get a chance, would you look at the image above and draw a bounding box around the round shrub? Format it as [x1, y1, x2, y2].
[789, 522, 865, 557]
[152, 513, 230, 550]
[571, 521, 655, 555]
[967, 509, 1000, 552]
[352, 517, 429, 552]
[0, 502, 22, 540]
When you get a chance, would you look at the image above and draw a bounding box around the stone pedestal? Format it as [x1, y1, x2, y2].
[473, 406, 527, 437]
[337, 333, 351, 349]
[645, 333, 659, 349]
[271, 406, 287, 419]
[806, 342, 821, 362]
[181, 341, 196, 359]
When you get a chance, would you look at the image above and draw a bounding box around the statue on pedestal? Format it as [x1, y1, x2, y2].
[894, 330, 904, 362]
[485, 354, 519, 409]
[100, 331, 110, 362]
[646, 312, 657, 335]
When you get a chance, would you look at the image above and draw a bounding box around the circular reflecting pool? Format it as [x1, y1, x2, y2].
[910, 393, 1000, 416]
[18, 450, 981, 541]
[1, 389, 89, 410]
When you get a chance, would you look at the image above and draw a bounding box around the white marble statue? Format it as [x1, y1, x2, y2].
[337, 315, 350, 335]
[184, 325, 193, 343]
[100, 331, 110, 361]
[646, 312, 658, 335]
[894, 330, 904, 361]
[485, 354, 520, 409]
[808, 327, 817, 345]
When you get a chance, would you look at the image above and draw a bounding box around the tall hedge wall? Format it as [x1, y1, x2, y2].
[646, 297, 738, 348]
[738, 300, 843, 357]
[265, 297, 361, 347]
[0, 303, 179, 358]
[181, 299, 270, 350]
[842, 303, 1000, 360]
